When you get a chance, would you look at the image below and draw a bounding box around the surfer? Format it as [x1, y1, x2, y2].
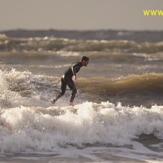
[52, 56, 89, 105]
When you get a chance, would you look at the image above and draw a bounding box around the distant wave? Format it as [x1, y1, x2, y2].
[0, 35, 163, 55]
[78, 73, 163, 95]
[77, 73, 163, 106]
[1, 29, 163, 42]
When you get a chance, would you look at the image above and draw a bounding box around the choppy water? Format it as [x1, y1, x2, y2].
[0, 31, 163, 162]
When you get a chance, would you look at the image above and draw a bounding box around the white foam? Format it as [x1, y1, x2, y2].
[57, 51, 80, 57]
[0, 101, 163, 153]
[0, 71, 9, 91]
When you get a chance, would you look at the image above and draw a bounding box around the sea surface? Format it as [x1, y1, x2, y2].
[0, 30, 163, 163]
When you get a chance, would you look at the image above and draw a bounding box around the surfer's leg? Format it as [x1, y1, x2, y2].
[52, 78, 66, 103]
[68, 81, 77, 103]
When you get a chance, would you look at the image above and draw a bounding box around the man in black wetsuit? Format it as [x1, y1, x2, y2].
[52, 56, 89, 105]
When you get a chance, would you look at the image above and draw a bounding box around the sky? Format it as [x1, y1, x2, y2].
[0, 0, 163, 31]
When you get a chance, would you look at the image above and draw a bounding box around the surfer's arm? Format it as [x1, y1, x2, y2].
[72, 67, 77, 80]
[71, 62, 81, 81]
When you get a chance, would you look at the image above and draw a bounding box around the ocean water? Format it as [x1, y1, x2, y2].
[0, 30, 163, 162]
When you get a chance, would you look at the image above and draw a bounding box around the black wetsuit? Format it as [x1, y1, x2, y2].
[54, 62, 82, 103]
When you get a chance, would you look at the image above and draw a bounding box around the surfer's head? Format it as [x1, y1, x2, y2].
[81, 56, 89, 67]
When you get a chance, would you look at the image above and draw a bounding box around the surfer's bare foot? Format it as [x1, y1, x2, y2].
[51, 99, 56, 104]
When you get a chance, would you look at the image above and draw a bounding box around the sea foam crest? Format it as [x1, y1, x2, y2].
[0, 101, 163, 153]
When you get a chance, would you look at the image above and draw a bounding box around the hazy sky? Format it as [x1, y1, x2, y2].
[0, 0, 163, 31]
